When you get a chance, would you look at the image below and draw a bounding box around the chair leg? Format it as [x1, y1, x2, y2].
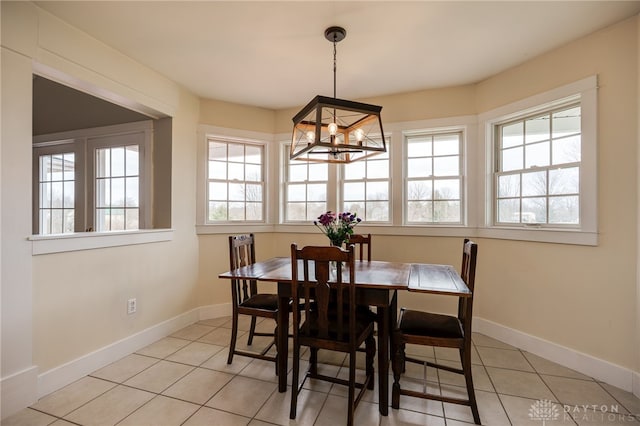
[247, 315, 257, 345]
[309, 348, 318, 376]
[290, 340, 300, 420]
[391, 341, 405, 409]
[347, 350, 356, 426]
[460, 346, 481, 424]
[273, 324, 279, 376]
[227, 310, 239, 365]
[365, 334, 376, 390]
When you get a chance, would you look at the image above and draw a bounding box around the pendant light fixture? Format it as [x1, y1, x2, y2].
[290, 26, 386, 163]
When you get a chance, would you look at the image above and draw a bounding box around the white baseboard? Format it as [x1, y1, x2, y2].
[199, 302, 231, 321]
[1, 366, 39, 420]
[37, 304, 229, 399]
[474, 317, 637, 394]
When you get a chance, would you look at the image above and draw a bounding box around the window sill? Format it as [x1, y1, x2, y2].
[477, 226, 598, 246]
[29, 229, 174, 255]
[195, 223, 597, 246]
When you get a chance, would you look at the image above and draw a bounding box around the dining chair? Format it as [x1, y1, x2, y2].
[227, 234, 278, 371]
[289, 243, 376, 426]
[348, 233, 375, 352]
[391, 238, 480, 424]
[348, 233, 372, 261]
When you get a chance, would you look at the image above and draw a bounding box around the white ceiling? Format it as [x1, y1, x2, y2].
[36, 1, 640, 110]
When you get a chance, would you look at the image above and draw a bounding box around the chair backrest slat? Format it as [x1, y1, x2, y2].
[348, 234, 372, 261]
[458, 238, 478, 324]
[229, 234, 257, 303]
[291, 244, 355, 342]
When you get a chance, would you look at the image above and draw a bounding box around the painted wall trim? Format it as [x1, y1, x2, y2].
[37, 303, 230, 400]
[29, 229, 174, 255]
[0, 366, 39, 420]
[474, 317, 638, 396]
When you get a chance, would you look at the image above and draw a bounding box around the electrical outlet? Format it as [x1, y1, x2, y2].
[127, 298, 137, 315]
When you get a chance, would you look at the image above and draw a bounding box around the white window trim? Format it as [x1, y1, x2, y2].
[87, 130, 149, 231]
[32, 121, 154, 242]
[403, 129, 465, 226]
[340, 142, 392, 224]
[281, 141, 331, 223]
[395, 116, 478, 231]
[32, 139, 86, 234]
[29, 229, 174, 255]
[477, 75, 598, 246]
[196, 125, 274, 228]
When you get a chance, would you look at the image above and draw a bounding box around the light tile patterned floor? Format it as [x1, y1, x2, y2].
[3, 316, 640, 425]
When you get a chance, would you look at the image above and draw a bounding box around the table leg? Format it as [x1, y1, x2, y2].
[277, 285, 289, 393]
[377, 303, 390, 416]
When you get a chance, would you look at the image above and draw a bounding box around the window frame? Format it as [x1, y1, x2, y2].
[32, 121, 152, 235]
[32, 139, 85, 235]
[479, 76, 598, 245]
[341, 145, 392, 224]
[404, 130, 465, 226]
[282, 144, 330, 223]
[493, 103, 581, 228]
[196, 126, 273, 229]
[87, 132, 146, 232]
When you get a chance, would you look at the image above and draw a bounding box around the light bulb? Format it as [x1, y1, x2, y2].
[354, 128, 364, 143]
[328, 122, 338, 136]
[306, 131, 315, 142]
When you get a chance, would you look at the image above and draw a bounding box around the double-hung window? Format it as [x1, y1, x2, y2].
[483, 76, 597, 245]
[495, 104, 581, 226]
[33, 121, 150, 234]
[207, 137, 265, 222]
[35, 143, 82, 234]
[342, 149, 390, 221]
[90, 134, 143, 231]
[406, 131, 463, 224]
[283, 146, 328, 221]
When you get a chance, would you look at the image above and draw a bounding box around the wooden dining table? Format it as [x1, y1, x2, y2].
[219, 257, 471, 416]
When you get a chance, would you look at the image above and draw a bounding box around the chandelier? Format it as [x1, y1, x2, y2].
[290, 26, 387, 163]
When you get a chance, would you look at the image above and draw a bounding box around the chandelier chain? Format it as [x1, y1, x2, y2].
[333, 37, 337, 99]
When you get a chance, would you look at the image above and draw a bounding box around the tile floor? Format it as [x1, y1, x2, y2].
[3, 316, 640, 426]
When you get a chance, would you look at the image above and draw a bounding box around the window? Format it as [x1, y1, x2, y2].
[37, 150, 77, 234]
[406, 131, 463, 224]
[495, 104, 580, 226]
[32, 121, 150, 235]
[342, 148, 390, 221]
[481, 76, 597, 245]
[93, 144, 141, 231]
[207, 137, 264, 222]
[283, 146, 328, 221]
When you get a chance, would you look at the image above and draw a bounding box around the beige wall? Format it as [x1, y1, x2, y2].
[1, 0, 201, 387]
[203, 16, 640, 374]
[637, 11, 640, 389]
[2, 1, 639, 414]
[474, 16, 638, 370]
[200, 98, 276, 134]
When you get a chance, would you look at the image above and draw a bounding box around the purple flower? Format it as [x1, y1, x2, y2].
[313, 211, 362, 246]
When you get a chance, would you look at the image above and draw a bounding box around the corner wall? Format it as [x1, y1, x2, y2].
[474, 15, 638, 375]
[1, 2, 201, 417]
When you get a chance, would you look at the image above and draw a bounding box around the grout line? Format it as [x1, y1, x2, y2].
[475, 341, 513, 426]
[22, 322, 640, 426]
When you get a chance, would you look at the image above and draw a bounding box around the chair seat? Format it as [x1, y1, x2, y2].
[398, 309, 463, 339]
[301, 310, 373, 342]
[240, 293, 279, 311]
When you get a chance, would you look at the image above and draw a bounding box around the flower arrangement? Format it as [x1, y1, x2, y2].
[314, 211, 362, 247]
